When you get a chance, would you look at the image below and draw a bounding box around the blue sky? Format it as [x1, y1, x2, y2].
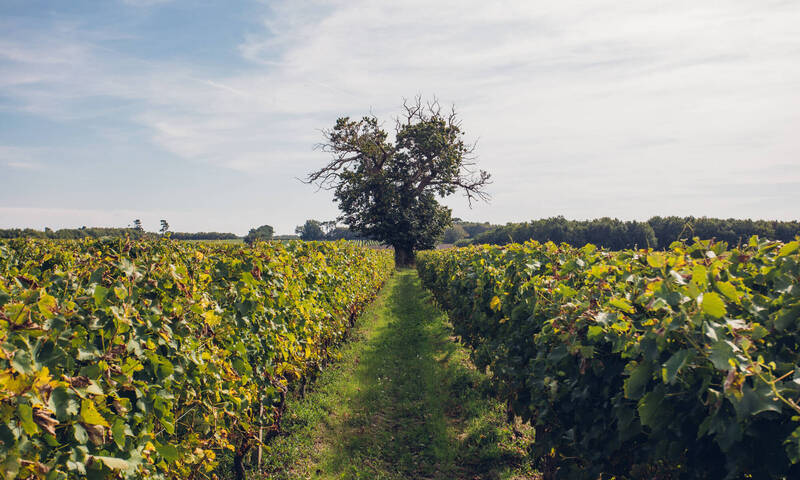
[1, 0, 799, 235]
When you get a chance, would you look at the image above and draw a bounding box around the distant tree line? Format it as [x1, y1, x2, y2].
[0, 227, 151, 240]
[0, 227, 239, 241]
[243, 225, 274, 245]
[439, 219, 495, 244]
[466, 216, 800, 250]
[169, 231, 239, 240]
[294, 220, 369, 242]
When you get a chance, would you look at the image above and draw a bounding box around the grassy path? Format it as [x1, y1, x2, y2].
[260, 270, 536, 480]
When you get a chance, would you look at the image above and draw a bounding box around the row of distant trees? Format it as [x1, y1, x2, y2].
[0, 218, 237, 241]
[294, 220, 366, 241]
[452, 216, 800, 250]
[0, 227, 151, 240]
[3, 216, 796, 249]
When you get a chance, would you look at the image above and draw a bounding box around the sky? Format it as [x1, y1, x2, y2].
[1, 0, 799, 235]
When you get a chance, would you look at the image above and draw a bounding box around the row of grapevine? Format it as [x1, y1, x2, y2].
[0, 238, 394, 479]
[417, 237, 800, 479]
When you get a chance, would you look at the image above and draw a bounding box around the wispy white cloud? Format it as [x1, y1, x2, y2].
[1, 0, 799, 232]
[0, 146, 50, 170]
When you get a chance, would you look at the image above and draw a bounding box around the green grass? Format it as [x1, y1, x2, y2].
[257, 270, 538, 480]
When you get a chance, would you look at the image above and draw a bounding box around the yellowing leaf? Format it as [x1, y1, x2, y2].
[37, 293, 57, 318]
[113, 286, 127, 300]
[647, 254, 666, 268]
[701, 292, 727, 319]
[80, 399, 110, 427]
[204, 310, 221, 327]
[716, 282, 739, 302]
[778, 241, 799, 257]
[609, 298, 634, 314]
[489, 296, 501, 311]
[0, 370, 27, 394]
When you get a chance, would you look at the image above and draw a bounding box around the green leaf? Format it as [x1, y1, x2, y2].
[92, 456, 130, 470]
[10, 350, 34, 375]
[716, 282, 738, 302]
[93, 286, 109, 307]
[750, 323, 769, 341]
[709, 341, 736, 370]
[3, 456, 20, 480]
[662, 349, 692, 384]
[155, 443, 179, 462]
[587, 325, 604, 341]
[637, 388, 666, 428]
[729, 382, 782, 420]
[624, 362, 651, 399]
[785, 425, 800, 464]
[37, 293, 58, 318]
[703, 321, 719, 341]
[73, 423, 89, 444]
[778, 240, 799, 257]
[701, 292, 727, 318]
[80, 399, 110, 427]
[86, 384, 104, 397]
[647, 254, 666, 268]
[49, 386, 79, 421]
[692, 265, 708, 287]
[111, 419, 126, 449]
[774, 305, 800, 331]
[17, 404, 39, 435]
[609, 298, 634, 314]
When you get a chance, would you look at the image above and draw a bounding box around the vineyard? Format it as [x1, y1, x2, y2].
[0, 238, 393, 478]
[418, 237, 800, 479]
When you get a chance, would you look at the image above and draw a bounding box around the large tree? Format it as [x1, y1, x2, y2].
[243, 224, 274, 245]
[295, 219, 325, 240]
[307, 97, 490, 265]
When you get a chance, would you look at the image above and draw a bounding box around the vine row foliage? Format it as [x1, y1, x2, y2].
[417, 237, 800, 479]
[0, 238, 393, 478]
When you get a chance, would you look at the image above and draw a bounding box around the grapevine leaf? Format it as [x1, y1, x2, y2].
[112, 419, 126, 449]
[778, 241, 799, 257]
[624, 362, 651, 399]
[637, 388, 666, 428]
[709, 341, 736, 371]
[701, 293, 726, 319]
[728, 382, 782, 420]
[92, 456, 130, 470]
[155, 443, 179, 462]
[17, 404, 39, 435]
[609, 298, 634, 314]
[716, 282, 738, 302]
[489, 296, 501, 311]
[647, 254, 665, 268]
[93, 286, 109, 307]
[37, 293, 57, 318]
[662, 349, 692, 384]
[73, 423, 88, 444]
[80, 399, 110, 427]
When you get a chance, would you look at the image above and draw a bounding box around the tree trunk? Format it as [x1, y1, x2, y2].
[393, 246, 414, 267]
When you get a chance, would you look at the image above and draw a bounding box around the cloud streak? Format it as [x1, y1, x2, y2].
[1, 0, 799, 233]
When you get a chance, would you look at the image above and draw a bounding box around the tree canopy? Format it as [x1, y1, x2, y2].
[307, 97, 490, 265]
[243, 224, 274, 245]
[295, 219, 325, 240]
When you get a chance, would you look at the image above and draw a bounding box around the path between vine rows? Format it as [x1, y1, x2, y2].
[259, 270, 538, 480]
